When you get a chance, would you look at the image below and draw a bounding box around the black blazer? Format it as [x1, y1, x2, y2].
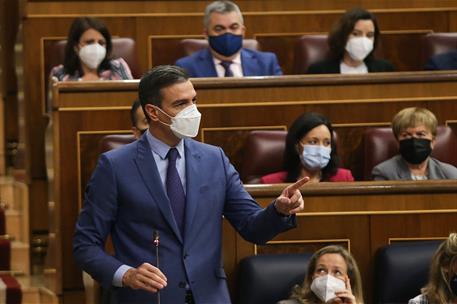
[307, 57, 395, 74]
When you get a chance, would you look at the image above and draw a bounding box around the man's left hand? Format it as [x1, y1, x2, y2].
[274, 176, 309, 216]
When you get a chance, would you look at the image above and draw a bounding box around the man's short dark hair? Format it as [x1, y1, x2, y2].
[138, 65, 189, 110]
[130, 99, 142, 126]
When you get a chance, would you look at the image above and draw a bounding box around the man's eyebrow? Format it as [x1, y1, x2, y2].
[171, 99, 188, 105]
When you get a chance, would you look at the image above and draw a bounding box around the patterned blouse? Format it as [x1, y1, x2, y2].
[50, 57, 133, 81]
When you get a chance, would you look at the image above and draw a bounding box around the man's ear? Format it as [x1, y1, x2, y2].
[144, 104, 159, 122]
[131, 127, 141, 140]
[241, 24, 246, 37]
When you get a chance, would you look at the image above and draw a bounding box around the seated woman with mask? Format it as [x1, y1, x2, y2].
[278, 245, 363, 304]
[50, 17, 133, 81]
[409, 233, 457, 304]
[261, 112, 353, 184]
[372, 107, 457, 180]
[307, 8, 394, 74]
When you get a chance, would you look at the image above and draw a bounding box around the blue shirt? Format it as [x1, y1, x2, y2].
[112, 131, 186, 287]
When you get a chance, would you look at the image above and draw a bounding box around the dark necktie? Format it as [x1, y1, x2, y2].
[220, 61, 234, 77]
[166, 148, 186, 235]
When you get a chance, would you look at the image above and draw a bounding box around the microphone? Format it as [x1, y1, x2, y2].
[153, 230, 160, 304]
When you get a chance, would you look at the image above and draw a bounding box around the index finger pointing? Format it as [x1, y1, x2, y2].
[286, 176, 309, 194]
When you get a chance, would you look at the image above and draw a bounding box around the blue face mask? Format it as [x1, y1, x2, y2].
[208, 33, 243, 57]
[299, 145, 331, 170]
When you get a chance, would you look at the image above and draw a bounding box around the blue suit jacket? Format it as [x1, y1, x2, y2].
[424, 50, 457, 70]
[73, 135, 295, 303]
[175, 47, 283, 77]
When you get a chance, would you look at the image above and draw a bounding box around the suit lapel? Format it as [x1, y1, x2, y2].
[135, 136, 183, 244]
[397, 156, 412, 179]
[183, 139, 204, 245]
[199, 48, 218, 77]
[240, 49, 257, 76]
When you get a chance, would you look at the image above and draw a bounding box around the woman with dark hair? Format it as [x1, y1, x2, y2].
[307, 8, 394, 74]
[50, 17, 133, 81]
[261, 112, 353, 184]
[278, 245, 364, 304]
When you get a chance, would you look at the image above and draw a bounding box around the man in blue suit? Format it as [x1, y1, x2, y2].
[73, 65, 306, 303]
[175, 1, 283, 78]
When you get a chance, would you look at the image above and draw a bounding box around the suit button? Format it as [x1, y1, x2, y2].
[183, 253, 188, 259]
[178, 281, 186, 288]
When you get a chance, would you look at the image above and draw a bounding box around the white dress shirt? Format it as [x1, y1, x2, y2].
[212, 52, 243, 77]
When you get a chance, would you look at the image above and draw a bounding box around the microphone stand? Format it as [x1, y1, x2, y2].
[153, 230, 160, 304]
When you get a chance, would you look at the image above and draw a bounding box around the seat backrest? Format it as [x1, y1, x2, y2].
[45, 37, 141, 80]
[98, 134, 136, 154]
[361, 125, 457, 180]
[240, 130, 287, 183]
[179, 38, 259, 56]
[237, 253, 312, 304]
[293, 35, 329, 74]
[422, 32, 457, 66]
[373, 240, 442, 304]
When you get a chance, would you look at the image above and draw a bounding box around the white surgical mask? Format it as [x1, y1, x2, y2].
[345, 37, 374, 61]
[155, 104, 201, 139]
[310, 274, 346, 302]
[78, 43, 106, 70]
[299, 145, 331, 170]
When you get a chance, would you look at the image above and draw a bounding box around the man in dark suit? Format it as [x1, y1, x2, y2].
[175, 1, 282, 77]
[73, 65, 306, 303]
[425, 51, 457, 70]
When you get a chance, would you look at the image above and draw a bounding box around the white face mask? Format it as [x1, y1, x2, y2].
[155, 104, 201, 139]
[78, 43, 106, 70]
[299, 145, 331, 170]
[345, 37, 374, 61]
[310, 274, 346, 302]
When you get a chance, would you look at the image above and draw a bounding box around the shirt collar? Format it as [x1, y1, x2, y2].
[146, 130, 185, 160]
[213, 51, 242, 65]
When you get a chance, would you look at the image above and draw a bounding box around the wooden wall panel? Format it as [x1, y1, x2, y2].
[0, 0, 20, 175]
[24, 1, 457, 15]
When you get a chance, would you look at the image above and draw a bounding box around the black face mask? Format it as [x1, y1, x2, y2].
[451, 274, 457, 296]
[399, 137, 432, 165]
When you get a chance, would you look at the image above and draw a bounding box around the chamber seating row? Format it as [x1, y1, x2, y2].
[43, 32, 457, 86]
[240, 126, 457, 183]
[98, 125, 457, 183]
[237, 240, 441, 304]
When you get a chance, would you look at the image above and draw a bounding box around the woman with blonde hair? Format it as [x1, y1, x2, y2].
[279, 245, 363, 304]
[372, 107, 457, 180]
[409, 233, 457, 304]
